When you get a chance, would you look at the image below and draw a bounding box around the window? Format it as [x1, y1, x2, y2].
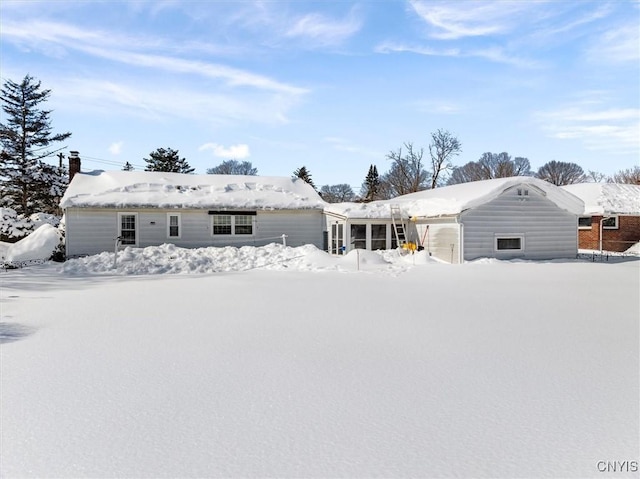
[495, 236, 524, 251]
[351, 224, 366, 249]
[212, 215, 232, 235]
[602, 216, 618, 229]
[212, 214, 254, 236]
[118, 213, 137, 246]
[167, 213, 181, 238]
[578, 217, 592, 229]
[234, 215, 253, 235]
[371, 224, 387, 250]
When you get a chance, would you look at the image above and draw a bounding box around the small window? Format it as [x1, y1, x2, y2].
[602, 216, 618, 229]
[495, 236, 523, 251]
[578, 217, 592, 229]
[234, 215, 253, 235]
[118, 213, 137, 246]
[213, 215, 232, 235]
[167, 213, 181, 238]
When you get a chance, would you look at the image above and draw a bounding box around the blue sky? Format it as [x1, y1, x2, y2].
[1, 0, 638, 191]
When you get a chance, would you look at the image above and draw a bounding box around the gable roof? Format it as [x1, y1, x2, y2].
[562, 183, 640, 215]
[60, 170, 327, 210]
[325, 177, 584, 219]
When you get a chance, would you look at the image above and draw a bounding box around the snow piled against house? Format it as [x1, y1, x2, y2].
[62, 243, 439, 275]
[59, 170, 327, 210]
[563, 183, 640, 215]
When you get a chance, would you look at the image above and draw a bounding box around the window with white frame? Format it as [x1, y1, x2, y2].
[118, 213, 137, 246]
[167, 213, 181, 238]
[211, 213, 254, 236]
[602, 216, 618, 229]
[234, 215, 253, 235]
[495, 235, 524, 251]
[578, 217, 592, 229]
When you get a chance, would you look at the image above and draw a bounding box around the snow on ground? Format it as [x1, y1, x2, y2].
[1, 245, 639, 478]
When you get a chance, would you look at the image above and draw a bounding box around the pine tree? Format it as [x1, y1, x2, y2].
[144, 147, 194, 174]
[0, 75, 72, 215]
[122, 161, 134, 171]
[361, 164, 380, 202]
[293, 166, 315, 189]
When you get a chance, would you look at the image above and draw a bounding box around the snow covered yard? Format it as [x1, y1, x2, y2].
[1, 246, 638, 478]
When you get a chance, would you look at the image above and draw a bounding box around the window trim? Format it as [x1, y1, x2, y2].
[578, 216, 592, 230]
[602, 216, 618, 230]
[117, 212, 138, 247]
[211, 214, 255, 236]
[167, 213, 181, 239]
[494, 234, 524, 252]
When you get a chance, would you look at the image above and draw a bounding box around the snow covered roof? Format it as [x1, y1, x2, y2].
[325, 177, 584, 219]
[60, 170, 327, 210]
[562, 183, 640, 215]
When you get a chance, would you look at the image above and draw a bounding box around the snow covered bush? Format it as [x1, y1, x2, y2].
[1, 207, 34, 242]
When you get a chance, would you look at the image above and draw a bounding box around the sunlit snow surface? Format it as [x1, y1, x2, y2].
[1, 245, 638, 478]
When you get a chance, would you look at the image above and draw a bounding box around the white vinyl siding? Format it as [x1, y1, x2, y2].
[64, 208, 324, 257]
[461, 185, 577, 261]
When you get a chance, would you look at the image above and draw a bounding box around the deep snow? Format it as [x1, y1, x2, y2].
[1, 245, 639, 478]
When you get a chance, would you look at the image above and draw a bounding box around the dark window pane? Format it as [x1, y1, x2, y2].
[578, 217, 592, 228]
[351, 224, 366, 250]
[497, 238, 521, 250]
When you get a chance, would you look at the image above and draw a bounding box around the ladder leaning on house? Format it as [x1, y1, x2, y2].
[390, 205, 408, 248]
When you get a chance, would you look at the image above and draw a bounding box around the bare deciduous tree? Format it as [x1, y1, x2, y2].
[447, 152, 532, 185]
[207, 159, 257, 175]
[429, 129, 461, 188]
[381, 142, 428, 197]
[320, 184, 356, 203]
[535, 160, 585, 186]
[610, 165, 640, 185]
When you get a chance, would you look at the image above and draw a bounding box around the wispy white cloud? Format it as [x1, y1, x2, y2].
[109, 142, 124, 155]
[536, 102, 640, 154]
[376, 41, 541, 68]
[1, 20, 307, 95]
[408, 0, 533, 40]
[285, 11, 362, 47]
[199, 143, 251, 159]
[587, 22, 640, 63]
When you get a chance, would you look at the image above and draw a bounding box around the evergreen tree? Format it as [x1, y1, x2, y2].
[361, 164, 380, 202]
[293, 166, 315, 189]
[122, 161, 134, 171]
[0, 75, 72, 215]
[144, 147, 194, 174]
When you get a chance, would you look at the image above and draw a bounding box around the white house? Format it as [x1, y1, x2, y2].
[324, 177, 584, 263]
[60, 170, 327, 257]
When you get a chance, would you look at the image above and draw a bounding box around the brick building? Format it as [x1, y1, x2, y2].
[563, 183, 640, 252]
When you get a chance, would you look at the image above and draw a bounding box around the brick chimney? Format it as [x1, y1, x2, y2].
[69, 151, 81, 182]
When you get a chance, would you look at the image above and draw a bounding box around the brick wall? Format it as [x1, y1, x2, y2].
[578, 215, 640, 252]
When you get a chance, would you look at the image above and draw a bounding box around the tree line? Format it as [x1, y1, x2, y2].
[2, 74, 638, 217]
